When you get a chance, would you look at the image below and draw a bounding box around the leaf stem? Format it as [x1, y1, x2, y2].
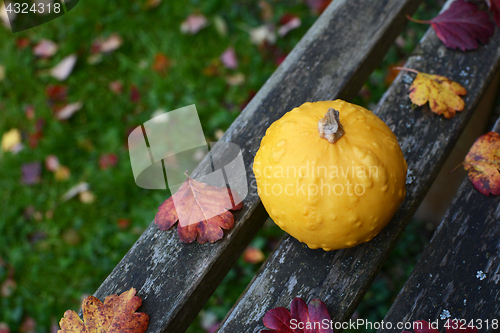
[394, 67, 420, 74]
[449, 162, 464, 174]
[405, 14, 430, 25]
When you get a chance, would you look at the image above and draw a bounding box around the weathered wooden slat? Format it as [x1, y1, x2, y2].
[216, 1, 500, 332]
[378, 118, 500, 333]
[92, 0, 423, 332]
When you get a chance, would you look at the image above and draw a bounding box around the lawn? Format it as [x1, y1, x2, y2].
[0, 0, 438, 332]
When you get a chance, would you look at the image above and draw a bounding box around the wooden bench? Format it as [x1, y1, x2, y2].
[92, 0, 500, 331]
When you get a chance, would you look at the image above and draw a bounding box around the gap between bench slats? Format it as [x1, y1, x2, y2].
[377, 117, 500, 333]
[216, 1, 500, 332]
[90, 0, 423, 332]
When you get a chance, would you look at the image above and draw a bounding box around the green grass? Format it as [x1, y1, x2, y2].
[0, 0, 439, 332]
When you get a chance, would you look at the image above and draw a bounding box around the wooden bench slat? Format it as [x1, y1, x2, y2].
[378, 118, 500, 332]
[216, 1, 500, 331]
[92, 0, 423, 332]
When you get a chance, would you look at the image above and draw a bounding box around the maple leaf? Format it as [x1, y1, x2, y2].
[463, 131, 500, 196]
[397, 67, 466, 118]
[261, 297, 333, 333]
[486, 0, 500, 27]
[155, 175, 242, 244]
[407, 0, 495, 51]
[58, 288, 148, 333]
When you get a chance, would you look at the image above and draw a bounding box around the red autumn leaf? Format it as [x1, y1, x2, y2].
[152, 53, 171, 75]
[305, 0, 332, 14]
[261, 297, 333, 333]
[99, 153, 119, 170]
[58, 288, 148, 333]
[486, 0, 500, 27]
[243, 246, 265, 264]
[155, 175, 242, 244]
[130, 85, 141, 103]
[407, 0, 495, 51]
[16, 37, 30, 49]
[463, 131, 500, 196]
[46, 84, 68, 102]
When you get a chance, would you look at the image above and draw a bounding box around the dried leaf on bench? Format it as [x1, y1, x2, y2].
[155, 175, 242, 244]
[261, 297, 333, 333]
[397, 68, 466, 118]
[58, 288, 149, 333]
[463, 131, 500, 196]
[407, 0, 495, 51]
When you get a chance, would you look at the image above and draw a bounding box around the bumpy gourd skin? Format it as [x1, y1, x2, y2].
[253, 100, 407, 251]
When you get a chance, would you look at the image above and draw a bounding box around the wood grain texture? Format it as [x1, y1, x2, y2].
[91, 1, 423, 332]
[216, 0, 500, 331]
[377, 118, 500, 333]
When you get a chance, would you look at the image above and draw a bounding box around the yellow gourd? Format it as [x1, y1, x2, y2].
[253, 100, 407, 251]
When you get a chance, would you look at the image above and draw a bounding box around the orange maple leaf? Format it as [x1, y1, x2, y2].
[397, 67, 466, 118]
[58, 288, 148, 333]
[463, 131, 500, 196]
[155, 175, 243, 243]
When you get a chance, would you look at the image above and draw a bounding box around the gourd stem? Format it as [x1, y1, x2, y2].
[318, 108, 345, 144]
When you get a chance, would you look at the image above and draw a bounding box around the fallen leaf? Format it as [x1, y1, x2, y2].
[130, 85, 141, 103]
[487, 0, 500, 27]
[259, 0, 273, 22]
[249, 25, 276, 46]
[398, 67, 466, 118]
[1, 129, 21, 152]
[261, 297, 333, 333]
[225, 72, 245, 86]
[0, 278, 16, 297]
[180, 14, 208, 35]
[0, 322, 10, 333]
[144, 0, 161, 9]
[109, 80, 123, 94]
[213, 15, 227, 36]
[152, 53, 171, 75]
[79, 190, 95, 204]
[21, 162, 42, 185]
[155, 175, 243, 244]
[25, 105, 35, 120]
[407, 0, 495, 51]
[99, 153, 118, 170]
[28, 118, 45, 148]
[463, 131, 500, 196]
[33, 39, 58, 58]
[45, 155, 60, 172]
[62, 182, 89, 201]
[243, 246, 265, 264]
[0, 65, 5, 81]
[46, 84, 68, 102]
[16, 37, 30, 49]
[62, 228, 80, 245]
[305, 0, 332, 14]
[54, 166, 71, 181]
[117, 218, 131, 229]
[55, 101, 83, 120]
[58, 288, 149, 333]
[278, 14, 301, 37]
[19, 317, 35, 333]
[93, 33, 123, 53]
[220, 47, 238, 69]
[50, 54, 77, 81]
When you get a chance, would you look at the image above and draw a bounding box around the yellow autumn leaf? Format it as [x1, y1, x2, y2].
[409, 72, 466, 118]
[58, 288, 148, 333]
[1, 128, 21, 152]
